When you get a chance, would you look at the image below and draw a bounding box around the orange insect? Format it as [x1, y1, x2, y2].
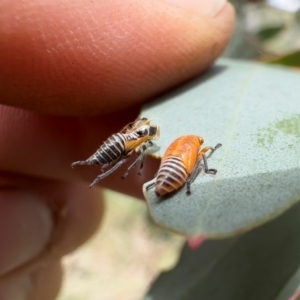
[146, 135, 221, 196]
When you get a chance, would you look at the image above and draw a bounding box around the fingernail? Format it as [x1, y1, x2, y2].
[0, 191, 53, 275]
[164, 0, 227, 16]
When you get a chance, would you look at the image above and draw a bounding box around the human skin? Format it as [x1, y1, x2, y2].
[0, 0, 234, 299]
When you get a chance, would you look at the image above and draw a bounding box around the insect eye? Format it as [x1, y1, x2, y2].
[149, 126, 157, 136]
[137, 129, 148, 137]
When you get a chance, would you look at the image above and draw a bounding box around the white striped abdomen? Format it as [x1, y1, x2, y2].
[155, 156, 188, 196]
[92, 133, 126, 166]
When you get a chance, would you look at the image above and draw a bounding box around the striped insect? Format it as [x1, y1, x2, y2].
[71, 117, 160, 188]
[120, 117, 153, 134]
[146, 135, 221, 196]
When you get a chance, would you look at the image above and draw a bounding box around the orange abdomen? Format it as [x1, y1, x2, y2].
[155, 135, 203, 196]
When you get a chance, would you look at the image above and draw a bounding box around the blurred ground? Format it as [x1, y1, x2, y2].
[57, 190, 184, 300]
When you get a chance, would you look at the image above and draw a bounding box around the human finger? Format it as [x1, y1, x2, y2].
[0, 176, 103, 284]
[0, 0, 234, 115]
[0, 261, 62, 300]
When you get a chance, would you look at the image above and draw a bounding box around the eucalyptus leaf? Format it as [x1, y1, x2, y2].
[144, 201, 300, 300]
[257, 25, 285, 41]
[269, 50, 300, 67]
[142, 58, 300, 237]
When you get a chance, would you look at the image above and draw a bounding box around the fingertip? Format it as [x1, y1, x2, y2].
[30, 261, 62, 300]
[46, 181, 104, 257]
[0, 0, 235, 115]
[0, 178, 103, 284]
[214, 2, 235, 35]
[0, 261, 63, 300]
[0, 190, 53, 276]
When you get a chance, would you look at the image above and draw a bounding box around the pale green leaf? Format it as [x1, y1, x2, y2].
[143, 58, 300, 238]
[144, 201, 300, 300]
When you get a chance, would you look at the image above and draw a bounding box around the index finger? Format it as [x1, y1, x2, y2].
[0, 0, 234, 115]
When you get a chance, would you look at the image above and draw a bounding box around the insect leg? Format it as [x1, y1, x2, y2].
[121, 154, 143, 178]
[72, 158, 106, 173]
[199, 143, 222, 159]
[186, 159, 202, 195]
[202, 154, 218, 175]
[137, 144, 148, 175]
[122, 144, 147, 178]
[89, 158, 129, 188]
[145, 181, 156, 191]
[71, 157, 99, 168]
[186, 154, 218, 195]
